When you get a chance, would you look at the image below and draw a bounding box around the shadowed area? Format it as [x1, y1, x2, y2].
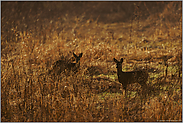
[1, 1, 182, 122]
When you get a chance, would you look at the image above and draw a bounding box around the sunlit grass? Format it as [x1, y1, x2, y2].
[1, 2, 182, 122]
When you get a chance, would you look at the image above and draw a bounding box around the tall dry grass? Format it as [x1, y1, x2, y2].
[1, 1, 182, 122]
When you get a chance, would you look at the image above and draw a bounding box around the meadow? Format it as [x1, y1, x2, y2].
[1, 2, 182, 122]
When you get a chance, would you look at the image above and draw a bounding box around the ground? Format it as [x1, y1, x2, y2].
[1, 1, 182, 122]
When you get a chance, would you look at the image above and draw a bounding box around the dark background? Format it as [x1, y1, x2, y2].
[1, 1, 182, 43]
[2, 2, 180, 22]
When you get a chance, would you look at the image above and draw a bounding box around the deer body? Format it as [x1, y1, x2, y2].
[49, 53, 83, 75]
[113, 58, 148, 92]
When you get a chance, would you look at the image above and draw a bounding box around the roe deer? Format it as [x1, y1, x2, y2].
[49, 52, 83, 75]
[113, 58, 148, 93]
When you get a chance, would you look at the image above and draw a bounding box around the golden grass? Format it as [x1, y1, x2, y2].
[1, 2, 182, 122]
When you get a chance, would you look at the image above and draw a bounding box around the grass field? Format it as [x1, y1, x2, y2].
[1, 1, 182, 122]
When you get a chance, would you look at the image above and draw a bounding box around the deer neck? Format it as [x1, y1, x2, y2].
[117, 67, 123, 77]
[75, 61, 80, 68]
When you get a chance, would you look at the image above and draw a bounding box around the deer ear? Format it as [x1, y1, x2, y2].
[73, 52, 77, 57]
[79, 53, 83, 57]
[120, 58, 123, 63]
[113, 58, 118, 63]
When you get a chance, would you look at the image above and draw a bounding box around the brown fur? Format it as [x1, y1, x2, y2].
[49, 53, 83, 75]
[113, 58, 148, 92]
